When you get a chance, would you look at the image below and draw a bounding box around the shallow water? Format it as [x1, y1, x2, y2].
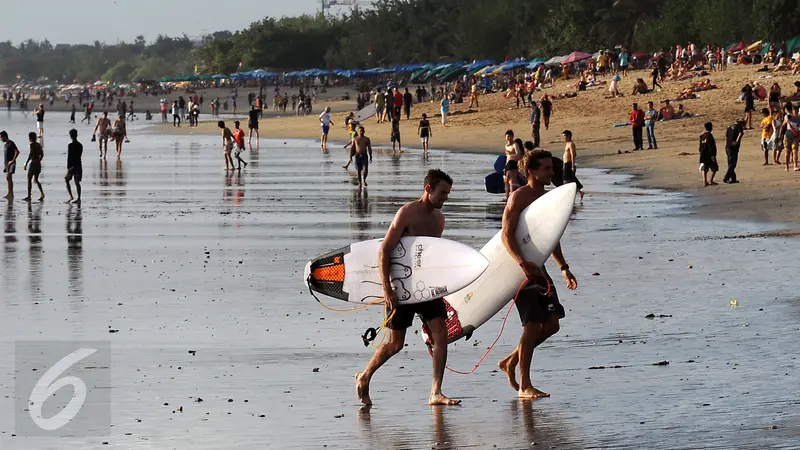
[0, 111, 799, 449]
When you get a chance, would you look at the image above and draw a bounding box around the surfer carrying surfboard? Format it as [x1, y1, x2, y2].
[356, 169, 461, 406]
[497, 150, 578, 399]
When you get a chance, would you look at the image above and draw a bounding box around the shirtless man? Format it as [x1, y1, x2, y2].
[562, 130, 584, 201]
[355, 169, 460, 406]
[352, 126, 373, 188]
[218, 121, 236, 171]
[497, 150, 578, 399]
[93, 111, 112, 158]
[503, 130, 523, 200]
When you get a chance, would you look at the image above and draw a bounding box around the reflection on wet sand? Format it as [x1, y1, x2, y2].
[27, 202, 43, 298]
[357, 406, 416, 450]
[66, 204, 83, 297]
[350, 187, 372, 242]
[223, 171, 245, 205]
[98, 158, 111, 198]
[4, 201, 16, 245]
[114, 158, 127, 197]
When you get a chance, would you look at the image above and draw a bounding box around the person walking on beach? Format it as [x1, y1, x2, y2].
[540, 95, 553, 130]
[34, 104, 45, 139]
[644, 101, 658, 149]
[111, 115, 126, 158]
[352, 126, 372, 188]
[248, 105, 260, 144]
[218, 121, 236, 171]
[530, 101, 541, 148]
[2, 131, 20, 200]
[497, 150, 578, 399]
[781, 103, 800, 172]
[699, 122, 719, 186]
[70, 103, 77, 124]
[355, 168, 460, 406]
[403, 88, 413, 120]
[723, 119, 745, 184]
[440, 96, 450, 127]
[93, 111, 111, 158]
[232, 121, 248, 170]
[561, 130, 584, 201]
[418, 113, 432, 156]
[742, 84, 755, 130]
[629, 103, 645, 151]
[375, 88, 386, 123]
[319, 106, 334, 151]
[65, 129, 83, 204]
[23, 132, 44, 202]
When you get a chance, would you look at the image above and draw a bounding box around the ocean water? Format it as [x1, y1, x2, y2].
[0, 111, 798, 449]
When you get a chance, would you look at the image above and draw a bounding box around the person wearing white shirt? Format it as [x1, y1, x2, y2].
[319, 106, 334, 151]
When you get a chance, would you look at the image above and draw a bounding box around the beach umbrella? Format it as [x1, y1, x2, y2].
[544, 55, 566, 66]
[787, 36, 800, 54]
[211, 74, 229, 80]
[562, 51, 593, 64]
[727, 41, 750, 53]
[631, 51, 649, 59]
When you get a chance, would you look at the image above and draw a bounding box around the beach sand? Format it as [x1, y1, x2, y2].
[150, 65, 800, 226]
[1, 110, 799, 447]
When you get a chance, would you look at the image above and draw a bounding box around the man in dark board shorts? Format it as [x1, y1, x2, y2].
[2, 131, 20, 199]
[23, 132, 45, 201]
[65, 129, 83, 204]
[356, 169, 460, 406]
[248, 105, 260, 144]
[497, 150, 578, 399]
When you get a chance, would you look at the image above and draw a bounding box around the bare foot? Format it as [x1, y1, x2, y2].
[22, 197, 31, 202]
[579, 191, 585, 202]
[1, 195, 8, 200]
[363, 180, 368, 186]
[39, 195, 45, 201]
[355, 373, 372, 406]
[498, 361, 519, 391]
[71, 198, 81, 204]
[518, 387, 550, 399]
[65, 198, 74, 204]
[429, 393, 461, 405]
[709, 181, 718, 185]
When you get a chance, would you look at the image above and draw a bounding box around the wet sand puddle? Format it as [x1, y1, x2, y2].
[0, 112, 798, 449]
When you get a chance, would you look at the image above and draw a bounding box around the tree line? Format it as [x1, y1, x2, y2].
[2, 0, 799, 84]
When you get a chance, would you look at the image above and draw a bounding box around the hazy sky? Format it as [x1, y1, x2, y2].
[4, 0, 330, 45]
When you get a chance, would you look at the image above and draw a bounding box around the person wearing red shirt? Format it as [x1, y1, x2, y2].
[629, 103, 645, 150]
[393, 88, 403, 120]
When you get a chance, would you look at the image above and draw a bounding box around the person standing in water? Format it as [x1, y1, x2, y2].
[34, 104, 45, 139]
[497, 150, 578, 399]
[356, 169, 461, 406]
[23, 132, 44, 202]
[93, 111, 112, 158]
[504, 130, 523, 200]
[65, 129, 83, 204]
[2, 131, 20, 200]
[561, 130, 584, 201]
[232, 121, 248, 170]
[218, 121, 236, 171]
[352, 126, 372, 188]
[111, 114, 126, 158]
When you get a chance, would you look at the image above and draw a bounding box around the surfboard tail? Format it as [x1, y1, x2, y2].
[306, 246, 350, 302]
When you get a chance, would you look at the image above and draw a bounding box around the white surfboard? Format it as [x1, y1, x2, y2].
[355, 105, 377, 123]
[304, 236, 489, 305]
[422, 183, 577, 345]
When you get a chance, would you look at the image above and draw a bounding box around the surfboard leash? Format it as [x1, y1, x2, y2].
[306, 274, 395, 349]
[437, 275, 552, 375]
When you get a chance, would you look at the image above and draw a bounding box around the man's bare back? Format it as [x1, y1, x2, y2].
[97, 117, 110, 133]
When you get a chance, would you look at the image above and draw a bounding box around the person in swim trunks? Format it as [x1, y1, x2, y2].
[248, 104, 260, 144]
[2, 130, 20, 200]
[356, 169, 460, 406]
[352, 126, 372, 188]
[503, 130, 523, 200]
[218, 121, 236, 171]
[497, 150, 578, 399]
[23, 132, 44, 202]
[232, 121, 248, 170]
[93, 111, 112, 158]
[562, 130, 584, 201]
[64, 129, 83, 204]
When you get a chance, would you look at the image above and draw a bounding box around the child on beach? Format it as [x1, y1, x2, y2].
[232, 121, 248, 170]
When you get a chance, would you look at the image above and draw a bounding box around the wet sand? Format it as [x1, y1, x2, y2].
[1, 112, 799, 449]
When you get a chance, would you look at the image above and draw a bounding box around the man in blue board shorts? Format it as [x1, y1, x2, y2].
[356, 169, 460, 406]
[497, 150, 578, 399]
